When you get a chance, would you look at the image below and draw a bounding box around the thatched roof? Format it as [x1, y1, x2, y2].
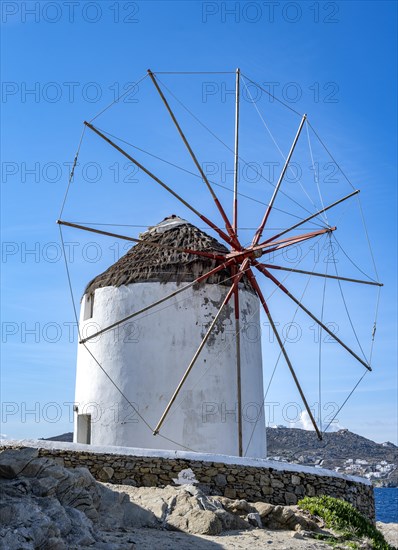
[84, 215, 252, 295]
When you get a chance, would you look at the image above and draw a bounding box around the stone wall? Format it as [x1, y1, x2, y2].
[1, 441, 374, 520]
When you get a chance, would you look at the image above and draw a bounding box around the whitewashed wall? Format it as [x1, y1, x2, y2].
[74, 282, 266, 458]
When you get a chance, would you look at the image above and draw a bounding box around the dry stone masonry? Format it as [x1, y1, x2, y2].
[1, 440, 374, 520]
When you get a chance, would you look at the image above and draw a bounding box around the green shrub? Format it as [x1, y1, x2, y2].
[298, 495, 393, 550]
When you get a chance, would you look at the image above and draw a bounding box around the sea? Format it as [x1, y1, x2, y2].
[374, 487, 398, 523]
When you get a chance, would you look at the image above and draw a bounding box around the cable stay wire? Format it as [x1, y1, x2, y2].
[329, 235, 369, 364]
[240, 74, 303, 118]
[89, 72, 149, 124]
[305, 119, 329, 226]
[331, 233, 379, 284]
[65, 222, 322, 231]
[59, 124, 86, 219]
[306, 121, 356, 192]
[355, 194, 381, 282]
[307, 120, 381, 284]
[154, 75, 329, 226]
[153, 71, 237, 75]
[241, 76, 327, 224]
[369, 286, 381, 366]
[322, 369, 369, 434]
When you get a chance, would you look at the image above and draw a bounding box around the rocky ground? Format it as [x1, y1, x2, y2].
[0, 447, 396, 549]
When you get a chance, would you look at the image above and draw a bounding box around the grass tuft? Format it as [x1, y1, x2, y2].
[298, 495, 394, 549]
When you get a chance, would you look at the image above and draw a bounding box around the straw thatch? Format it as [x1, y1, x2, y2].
[84, 215, 252, 295]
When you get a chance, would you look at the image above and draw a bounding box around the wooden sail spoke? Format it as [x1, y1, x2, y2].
[254, 262, 371, 371]
[57, 220, 226, 262]
[147, 70, 240, 249]
[257, 190, 359, 249]
[153, 258, 250, 436]
[245, 268, 322, 440]
[252, 114, 307, 247]
[84, 121, 237, 249]
[261, 264, 383, 287]
[253, 226, 335, 256]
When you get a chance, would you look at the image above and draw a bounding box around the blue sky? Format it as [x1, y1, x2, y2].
[1, 1, 397, 446]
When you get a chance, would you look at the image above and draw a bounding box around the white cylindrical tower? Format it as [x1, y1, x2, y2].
[74, 216, 266, 457]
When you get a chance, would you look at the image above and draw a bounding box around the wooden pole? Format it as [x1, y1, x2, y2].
[57, 219, 226, 261]
[257, 190, 359, 248]
[260, 264, 383, 287]
[254, 227, 335, 256]
[233, 68, 240, 238]
[147, 70, 239, 248]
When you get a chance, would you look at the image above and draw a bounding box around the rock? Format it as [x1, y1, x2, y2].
[376, 522, 398, 548]
[285, 491, 297, 505]
[291, 531, 304, 539]
[97, 465, 114, 481]
[214, 473, 227, 486]
[168, 508, 223, 535]
[0, 448, 156, 548]
[223, 487, 236, 499]
[271, 479, 284, 488]
[254, 501, 275, 518]
[215, 509, 250, 531]
[252, 501, 320, 533]
[142, 474, 158, 486]
[214, 497, 254, 515]
[0, 447, 38, 478]
[247, 512, 262, 528]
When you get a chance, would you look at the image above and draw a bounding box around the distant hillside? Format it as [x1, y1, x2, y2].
[267, 427, 397, 487]
[42, 432, 73, 442]
[43, 428, 397, 487]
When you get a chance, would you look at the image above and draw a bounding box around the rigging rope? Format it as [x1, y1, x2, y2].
[59, 124, 86, 219]
[330, 235, 369, 364]
[307, 120, 381, 283]
[241, 76, 326, 223]
[240, 74, 303, 117]
[369, 286, 381, 366]
[89, 72, 149, 123]
[322, 369, 369, 434]
[305, 120, 329, 225]
[331, 233, 378, 283]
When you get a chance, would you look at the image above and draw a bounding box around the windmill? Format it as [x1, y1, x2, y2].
[58, 69, 382, 457]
